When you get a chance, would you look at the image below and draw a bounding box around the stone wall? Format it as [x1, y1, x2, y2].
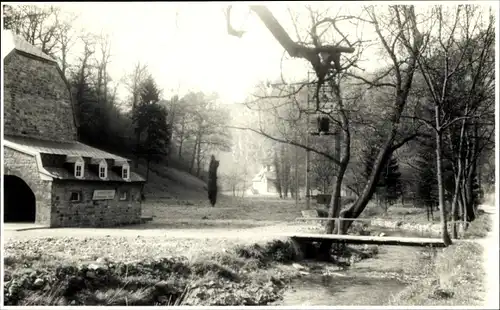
[3, 147, 52, 225]
[51, 181, 142, 227]
[3, 52, 77, 142]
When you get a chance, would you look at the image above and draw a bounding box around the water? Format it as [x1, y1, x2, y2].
[280, 275, 406, 306]
[375, 227, 438, 238]
[277, 228, 432, 306]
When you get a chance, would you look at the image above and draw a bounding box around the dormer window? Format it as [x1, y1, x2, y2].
[74, 158, 84, 179]
[122, 163, 130, 180]
[98, 160, 108, 180]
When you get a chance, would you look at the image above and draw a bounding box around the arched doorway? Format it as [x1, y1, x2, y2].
[3, 175, 36, 222]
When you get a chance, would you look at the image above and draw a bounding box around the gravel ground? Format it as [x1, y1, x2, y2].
[3, 222, 321, 263]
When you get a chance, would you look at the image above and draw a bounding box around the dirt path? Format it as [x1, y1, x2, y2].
[3, 221, 315, 241]
[478, 194, 499, 308]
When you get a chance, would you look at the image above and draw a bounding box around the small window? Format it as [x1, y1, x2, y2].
[99, 160, 108, 179]
[122, 164, 130, 180]
[75, 161, 84, 179]
[119, 190, 129, 201]
[70, 192, 81, 202]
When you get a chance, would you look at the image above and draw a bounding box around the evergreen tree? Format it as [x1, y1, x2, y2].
[132, 76, 171, 179]
[208, 155, 219, 207]
[363, 146, 379, 184]
[380, 156, 402, 206]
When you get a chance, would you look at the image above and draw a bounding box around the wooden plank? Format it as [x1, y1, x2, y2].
[289, 233, 448, 247]
[296, 217, 374, 222]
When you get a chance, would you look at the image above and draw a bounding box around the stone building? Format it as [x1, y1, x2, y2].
[3, 30, 146, 227]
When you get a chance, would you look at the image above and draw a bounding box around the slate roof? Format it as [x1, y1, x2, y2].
[4, 135, 146, 183]
[44, 167, 145, 183]
[2, 30, 56, 63]
[4, 135, 130, 163]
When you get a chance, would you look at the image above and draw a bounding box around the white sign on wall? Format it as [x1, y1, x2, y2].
[92, 190, 116, 200]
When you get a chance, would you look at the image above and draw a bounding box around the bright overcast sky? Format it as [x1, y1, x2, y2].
[54, 2, 310, 103]
[34, 2, 362, 103]
[26, 2, 497, 104]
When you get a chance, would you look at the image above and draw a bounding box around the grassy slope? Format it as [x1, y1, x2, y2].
[135, 160, 208, 200]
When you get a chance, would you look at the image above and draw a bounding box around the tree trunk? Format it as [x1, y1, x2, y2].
[273, 151, 282, 198]
[435, 128, 452, 246]
[326, 125, 350, 235]
[465, 163, 476, 222]
[135, 130, 141, 169]
[450, 172, 462, 238]
[178, 117, 186, 159]
[189, 135, 199, 173]
[340, 136, 393, 233]
[146, 154, 151, 181]
[241, 179, 246, 198]
[196, 140, 202, 177]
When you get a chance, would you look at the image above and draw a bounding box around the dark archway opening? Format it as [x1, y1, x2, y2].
[3, 175, 36, 222]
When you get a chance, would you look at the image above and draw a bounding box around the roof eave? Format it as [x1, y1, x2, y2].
[4, 141, 57, 180]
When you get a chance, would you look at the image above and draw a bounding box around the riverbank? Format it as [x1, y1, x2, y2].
[386, 208, 494, 306]
[4, 204, 493, 306]
[3, 238, 298, 306]
[3, 235, 381, 306]
[387, 239, 485, 306]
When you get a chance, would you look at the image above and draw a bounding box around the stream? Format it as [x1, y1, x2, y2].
[276, 227, 437, 306]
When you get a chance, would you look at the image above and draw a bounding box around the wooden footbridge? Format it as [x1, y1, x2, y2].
[288, 232, 451, 247]
[288, 215, 469, 248]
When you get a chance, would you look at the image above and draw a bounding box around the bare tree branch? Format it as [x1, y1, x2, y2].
[227, 125, 341, 166]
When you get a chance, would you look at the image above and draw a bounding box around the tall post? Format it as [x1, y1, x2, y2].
[306, 116, 311, 209]
[293, 85, 299, 207]
[295, 134, 299, 207]
[305, 71, 312, 209]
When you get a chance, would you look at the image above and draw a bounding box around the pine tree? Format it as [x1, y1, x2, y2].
[380, 156, 402, 206]
[415, 142, 438, 220]
[132, 76, 171, 179]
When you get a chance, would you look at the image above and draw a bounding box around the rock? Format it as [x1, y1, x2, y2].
[299, 271, 310, 275]
[292, 263, 306, 270]
[33, 278, 45, 288]
[157, 295, 170, 304]
[88, 263, 106, 271]
[379, 232, 386, 237]
[154, 280, 182, 294]
[3, 255, 16, 266]
[4, 270, 12, 282]
[8, 281, 20, 295]
[29, 271, 37, 278]
[430, 287, 455, 299]
[95, 257, 108, 264]
[85, 271, 97, 279]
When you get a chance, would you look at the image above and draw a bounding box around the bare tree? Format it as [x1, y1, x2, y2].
[95, 32, 113, 106]
[123, 61, 150, 113]
[404, 5, 495, 241]
[6, 4, 62, 56]
[226, 5, 426, 246]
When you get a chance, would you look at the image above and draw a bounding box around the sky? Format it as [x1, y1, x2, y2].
[32, 2, 376, 104]
[55, 2, 309, 103]
[15, 2, 497, 104]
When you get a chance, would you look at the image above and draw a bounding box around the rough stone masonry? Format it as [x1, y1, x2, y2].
[3, 31, 145, 227]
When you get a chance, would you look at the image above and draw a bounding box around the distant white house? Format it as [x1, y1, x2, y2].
[251, 165, 278, 195]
